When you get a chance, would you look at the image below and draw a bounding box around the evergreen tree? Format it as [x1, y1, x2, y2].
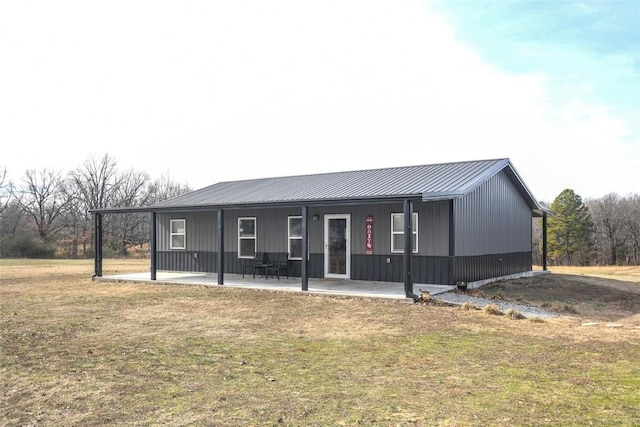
[548, 189, 594, 265]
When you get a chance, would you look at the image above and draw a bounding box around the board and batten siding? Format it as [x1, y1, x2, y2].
[157, 201, 450, 257]
[157, 212, 217, 251]
[222, 208, 301, 254]
[453, 170, 532, 256]
[301, 202, 448, 256]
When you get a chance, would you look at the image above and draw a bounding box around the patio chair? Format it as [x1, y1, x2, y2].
[241, 253, 268, 279]
[266, 253, 289, 280]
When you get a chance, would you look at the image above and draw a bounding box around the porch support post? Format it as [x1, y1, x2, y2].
[542, 214, 548, 271]
[448, 199, 455, 257]
[217, 209, 225, 285]
[448, 199, 455, 283]
[403, 199, 415, 299]
[150, 212, 157, 280]
[301, 206, 309, 291]
[93, 213, 103, 278]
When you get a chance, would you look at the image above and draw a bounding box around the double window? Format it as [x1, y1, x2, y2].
[170, 219, 186, 250]
[288, 216, 302, 260]
[238, 217, 256, 258]
[391, 212, 418, 253]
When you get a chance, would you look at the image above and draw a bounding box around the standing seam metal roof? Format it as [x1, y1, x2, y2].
[148, 158, 541, 211]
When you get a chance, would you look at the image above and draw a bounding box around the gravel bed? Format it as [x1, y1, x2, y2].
[432, 292, 559, 319]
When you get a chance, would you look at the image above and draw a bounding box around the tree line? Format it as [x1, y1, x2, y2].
[533, 189, 640, 266]
[1, 158, 638, 265]
[0, 154, 190, 258]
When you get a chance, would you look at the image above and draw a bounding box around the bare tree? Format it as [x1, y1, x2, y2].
[0, 166, 11, 216]
[148, 172, 191, 203]
[109, 169, 152, 256]
[67, 154, 122, 255]
[12, 169, 71, 243]
[622, 194, 640, 265]
[1, 155, 193, 258]
[69, 154, 121, 211]
[588, 193, 630, 265]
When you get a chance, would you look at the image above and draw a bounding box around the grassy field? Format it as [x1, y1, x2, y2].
[1, 259, 639, 426]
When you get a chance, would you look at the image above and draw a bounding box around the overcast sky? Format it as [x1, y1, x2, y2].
[1, 0, 638, 202]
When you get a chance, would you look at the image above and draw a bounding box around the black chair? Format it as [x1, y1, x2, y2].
[241, 253, 268, 278]
[266, 254, 289, 280]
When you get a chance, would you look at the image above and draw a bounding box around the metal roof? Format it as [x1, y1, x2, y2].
[92, 158, 547, 215]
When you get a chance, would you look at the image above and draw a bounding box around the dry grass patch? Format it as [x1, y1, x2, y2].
[477, 267, 640, 325]
[2, 259, 640, 426]
[505, 308, 526, 320]
[483, 303, 503, 316]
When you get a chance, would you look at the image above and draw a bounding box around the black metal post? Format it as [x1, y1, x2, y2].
[448, 199, 455, 257]
[448, 199, 456, 286]
[218, 209, 225, 285]
[94, 213, 103, 278]
[542, 215, 548, 271]
[301, 206, 309, 291]
[150, 212, 157, 281]
[403, 200, 414, 299]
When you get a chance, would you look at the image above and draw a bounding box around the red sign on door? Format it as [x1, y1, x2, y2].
[365, 215, 374, 255]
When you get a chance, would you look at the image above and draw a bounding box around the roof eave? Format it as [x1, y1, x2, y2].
[89, 194, 424, 215]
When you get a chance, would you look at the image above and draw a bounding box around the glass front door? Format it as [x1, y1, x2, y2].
[324, 214, 350, 278]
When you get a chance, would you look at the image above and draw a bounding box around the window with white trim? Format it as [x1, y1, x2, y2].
[288, 216, 302, 260]
[170, 219, 186, 250]
[391, 212, 418, 253]
[238, 217, 256, 258]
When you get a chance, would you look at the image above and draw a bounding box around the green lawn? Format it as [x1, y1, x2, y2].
[1, 259, 639, 426]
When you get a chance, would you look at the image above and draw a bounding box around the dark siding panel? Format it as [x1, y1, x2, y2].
[157, 212, 217, 252]
[422, 201, 449, 256]
[155, 250, 532, 284]
[351, 254, 453, 284]
[309, 201, 449, 257]
[223, 208, 308, 255]
[156, 202, 451, 279]
[286, 254, 323, 279]
[455, 170, 532, 256]
[453, 251, 532, 282]
[157, 251, 216, 273]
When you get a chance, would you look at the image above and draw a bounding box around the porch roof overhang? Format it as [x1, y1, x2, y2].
[88, 194, 425, 215]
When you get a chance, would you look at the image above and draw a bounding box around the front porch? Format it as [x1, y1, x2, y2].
[95, 271, 456, 302]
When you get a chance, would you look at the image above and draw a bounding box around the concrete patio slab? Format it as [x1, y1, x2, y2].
[96, 271, 456, 302]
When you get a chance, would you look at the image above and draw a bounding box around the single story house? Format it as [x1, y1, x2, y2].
[91, 158, 551, 300]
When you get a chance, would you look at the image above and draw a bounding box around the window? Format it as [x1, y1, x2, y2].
[288, 216, 302, 260]
[170, 219, 186, 250]
[238, 217, 256, 258]
[391, 212, 418, 253]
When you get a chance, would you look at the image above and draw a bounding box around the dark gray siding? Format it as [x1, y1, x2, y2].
[157, 212, 217, 251]
[157, 202, 450, 257]
[454, 170, 532, 256]
[307, 201, 449, 256]
[156, 201, 452, 280]
[453, 251, 532, 283]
